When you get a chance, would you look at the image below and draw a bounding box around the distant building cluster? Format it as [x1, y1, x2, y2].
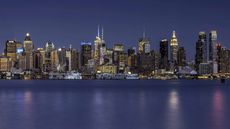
[0, 28, 229, 80]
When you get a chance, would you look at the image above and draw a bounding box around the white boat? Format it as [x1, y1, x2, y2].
[49, 72, 64, 80]
[64, 72, 82, 80]
[96, 73, 113, 80]
[113, 73, 126, 80]
[125, 74, 139, 80]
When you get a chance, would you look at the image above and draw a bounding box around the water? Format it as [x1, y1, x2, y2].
[0, 80, 229, 129]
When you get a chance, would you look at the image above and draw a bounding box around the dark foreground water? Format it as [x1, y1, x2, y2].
[0, 80, 229, 129]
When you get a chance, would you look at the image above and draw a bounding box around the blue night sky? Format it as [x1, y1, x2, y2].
[0, 0, 229, 59]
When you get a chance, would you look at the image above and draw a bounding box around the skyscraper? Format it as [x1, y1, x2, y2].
[45, 41, 55, 57]
[177, 47, 186, 67]
[50, 49, 59, 72]
[209, 31, 218, 61]
[81, 42, 92, 67]
[138, 33, 150, 54]
[216, 44, 230, 73]
[23, 33, 34, 70]
[160, 39, 169, 70]
[5, 40, 17, 62]
[94, 26, 106, 66]
[66, 46, 79, 72]
[195, 32, 208, 72]
[170, 31, 179, 63]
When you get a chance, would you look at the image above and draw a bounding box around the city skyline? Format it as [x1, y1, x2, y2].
[0, 0, 230, 60]
[0, 29, 226, 61]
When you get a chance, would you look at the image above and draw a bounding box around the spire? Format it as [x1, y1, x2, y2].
[25, 33, 31, 41]
[102, 26, 104, 40]
[172, 30, 176, 38]
[143, 30, 146, 38]
[97, 25, 100, 37]
[143, 27, 146, 38]
[70, 44, 72, 49]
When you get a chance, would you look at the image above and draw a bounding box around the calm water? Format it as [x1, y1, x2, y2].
[0, 80, 229, 129]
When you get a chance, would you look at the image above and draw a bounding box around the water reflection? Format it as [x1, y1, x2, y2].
[166, 89, 184, 129]
[212, 88, 225, 129]
[169, 90, 179, 110]
[24, 91, 32, 104]
[139, 90, 146, 113]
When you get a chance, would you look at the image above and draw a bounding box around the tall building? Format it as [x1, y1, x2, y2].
[209, 31, 218, 61]
[195, 32, 208, 71]
[45, 41, 55, 58]
[66, 46, 79, 72]
[5, 40, 17, 62]
[105, 49, 113, 65]
[170, 31, 179, 63]
[177, 47, 186, 67]
[113, 43, 124, 65]
[0, 56, 12, 72]
[127, 47, 137, 69]
[217, 44, 230, 73]
[216, 43, 222, 73]
[23, 33, 34, 70]
[138, 33, 150, 54]
[57, 48, 67, 72]
[15, 42, 24, 69]
[37, 48, 46, 72]
[113, 44, 125, 72]
[50, 49, 59, 72]
[33, 50, 42, 71]
[94, 26, 106, 65]
[160, 39, 169, 70]
[137, 51, 155, 75]
[81, 42, 92, 67]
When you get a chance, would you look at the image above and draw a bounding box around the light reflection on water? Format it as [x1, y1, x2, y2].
[165, 89, 184, 129]
[0, 80, 229, 129]
[212, 88, 225, 129]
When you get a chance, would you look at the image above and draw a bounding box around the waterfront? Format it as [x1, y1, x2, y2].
[0, 80, 229, 129]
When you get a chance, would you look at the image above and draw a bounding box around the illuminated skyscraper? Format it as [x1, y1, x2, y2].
[51, 49, 59, 72]
[138, 32, 150, 54]
[81, 42, 92, 67]
[5, 40, 17, 62]
[23, 33, 34, 70]
[216, 44, 230, 73]
[45, 41, 55, 56]
[57, 48, 67, 72]
[195, 32, 208, 71]
[170, 31, 179, 63]
[66, 46, 79, 71]
[94, 26, 106, 66]
[209, 31, 218, 61]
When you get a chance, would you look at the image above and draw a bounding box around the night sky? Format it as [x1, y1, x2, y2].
[0, 0, 229, 59]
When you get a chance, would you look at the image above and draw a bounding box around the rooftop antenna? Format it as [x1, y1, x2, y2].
[97, 25, 100, 37]
[143, 26, 146, 38]
[102, 26, 104, 40]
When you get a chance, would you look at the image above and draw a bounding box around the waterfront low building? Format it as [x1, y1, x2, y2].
[97, 65, 117, 74]
[0, 56, 12, 72]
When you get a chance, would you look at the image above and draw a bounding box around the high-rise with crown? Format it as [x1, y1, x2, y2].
[23, 33, 34, 70]
[170, 31, 179, 64]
